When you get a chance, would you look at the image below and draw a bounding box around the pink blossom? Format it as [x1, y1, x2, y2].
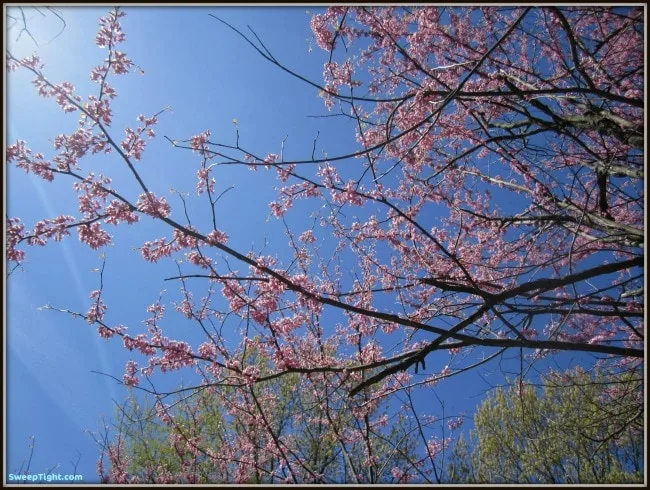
[147, 301, 165, 319]
[84, 97, 113, 125]
[310, 12, 339, 50]
[175, 293, 194, 319]
[242, 365, 260, 384]
[104, 200, 139, 225]
[52, 82, 78, 113]
[6, 217, 26, 262]
[317, 162, 340, 188]
[196, 167, 216, 195]
[263, 153, 279, 167]
[198, 341, 217, 360]
[73, 173, 111, 218]
[391, 467, 413, 483]
[271, 316, 303, 335]
[97, 325, 114, 339]
[123, 334, 156, 355]
[269, 200, 289, 218]
[140, 237, 176, 262]
[222, 281, 248, 312]
[276, 163, 295, 182]
[9, 54, 44, 72]
[332, 181, 365, 206]
[206, 228, 229, 245]
[298, 230, 316, 244]
[426, 436, 446, 458]
[136, 192, 171, 218]
[111, 51, 133, 74]
[190, 130, 211, 151]
[324, 60, 362, 89]
[123, 360, 139, 386]
[120, 127, 146, 160]
[186, 251, 212, 269]
[28, 215, 75, 246]
[6, 140, 55, 181]
[159, 340, 195, 372]
[95, 9, 127, 48]
[172, 228, 200, 249]
[86, 289, 107, 324]
[447, 345, 462, 356]
[78, 222, 112, 249]
[359, 342, 383, 363]
[448, 416, 464, 431]
[96, 458, 104, 478]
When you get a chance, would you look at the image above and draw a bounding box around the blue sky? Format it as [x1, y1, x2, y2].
[4, 6, 608, 483]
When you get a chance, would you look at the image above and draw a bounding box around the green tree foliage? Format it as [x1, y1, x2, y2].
[94, 341, 424, 483]
[447, 367, 643, 484]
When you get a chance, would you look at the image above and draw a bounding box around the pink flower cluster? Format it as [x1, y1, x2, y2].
[196, 167, 216, 195]
[52, 82, 78, 113]
[6, 53, 44, 72]
[103, 438, 131, 483]
[123, 360, 139, 387]
[6, 218, 26, 262]
[73, 173, 112, 218]
[206, 228, 229, 245]
[186, 251, 212, 269]
[158, 340, 195, 373]
[97, 324, 126, 340]
[123, 334, 156, 356]
[136, 192, 171, 218]
[78, 222, 112, 250]
[270, 182, 321, 218]
[391, 467, 414, 483]
[447, 416, 464, 431]
[324, 60, 362, 89]
[190, 130, 211, 152]
[104, 200, 139, 225]
[270, 315, 304, 335]
[140, 237, 176, 263]
[154, 400, 174, 425]
[110, 51, 133, 75]
[85, 96, 114, 126]
[309, 8, 348, 50]
[27, 216, 75, 246]
[276, 163, 295, 183]
[331, 181, 365, 206]
[145, 301, 166, 329]
[95, 9, 127, 48]
[86, 290, 108, 324]
[298, 230, 316, 244]
[6, 140, 55, 181]
[316, 162, 341, 188]
[197, 341, 218, 360]
[358, 341, 383, 363]
[53, 129, 110, 171]
[175, 292, 195, 319]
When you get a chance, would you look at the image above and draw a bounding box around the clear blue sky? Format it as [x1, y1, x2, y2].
[5, 6, 592, 483]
